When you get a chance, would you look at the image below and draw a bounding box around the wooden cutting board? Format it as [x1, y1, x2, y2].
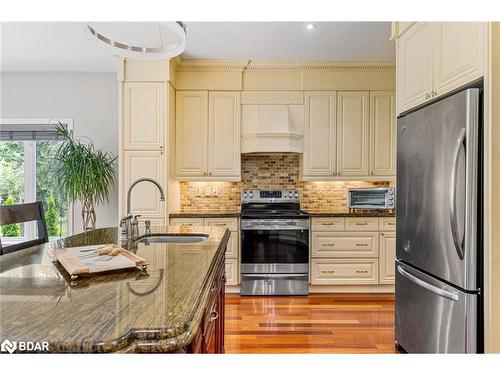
[53, 244, 147, 279]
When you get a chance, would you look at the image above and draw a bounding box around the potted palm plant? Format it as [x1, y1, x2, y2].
[54, 124, 117, 232]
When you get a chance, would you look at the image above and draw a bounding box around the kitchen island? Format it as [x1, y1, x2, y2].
[0, 226, 230, 353]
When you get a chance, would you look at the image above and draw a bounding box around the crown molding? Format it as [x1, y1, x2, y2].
[177, 58, 249, 72]
[175, 58, 395, 73]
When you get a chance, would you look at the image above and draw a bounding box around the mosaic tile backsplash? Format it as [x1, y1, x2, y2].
[179, 153, 392, 211]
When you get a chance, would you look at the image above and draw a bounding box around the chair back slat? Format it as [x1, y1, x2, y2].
[0, 201, 49, 255]
[0, 202, 44, 225]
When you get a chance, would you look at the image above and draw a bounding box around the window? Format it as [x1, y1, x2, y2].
[0, 119, 73, 241]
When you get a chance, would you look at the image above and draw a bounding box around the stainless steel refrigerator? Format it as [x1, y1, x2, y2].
[395, 87, 483, 353]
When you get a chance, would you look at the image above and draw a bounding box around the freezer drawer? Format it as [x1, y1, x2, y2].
[395, 261, 478, 353]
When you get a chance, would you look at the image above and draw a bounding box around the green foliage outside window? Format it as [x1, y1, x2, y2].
[45, 193, 59, 237]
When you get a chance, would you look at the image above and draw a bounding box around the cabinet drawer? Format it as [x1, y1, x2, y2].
[312, 232, 379, 258]
[204, 217, 238, 232]
[225, 232, 239, 259]
[311, 217, 345, 231]
[379, 217, 396, 231]
[225, 258, 239, 286]
[169, 217, 205, 226]
[345, 217, 379, 231]
[311, 259, 379, 285]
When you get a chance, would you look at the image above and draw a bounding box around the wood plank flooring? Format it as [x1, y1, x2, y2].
[224, 293, 396, 354]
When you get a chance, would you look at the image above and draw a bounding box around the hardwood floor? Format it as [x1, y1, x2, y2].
[224, 293, 396, 354]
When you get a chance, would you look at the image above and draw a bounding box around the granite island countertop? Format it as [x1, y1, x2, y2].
[169, 210, 240, 218]
[304, 209, 395, 217]
[0, 226, 229, 353]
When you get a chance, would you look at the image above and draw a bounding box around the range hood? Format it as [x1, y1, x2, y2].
[241, 104, 304, 153]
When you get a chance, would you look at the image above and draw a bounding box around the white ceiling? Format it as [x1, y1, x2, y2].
[0, 22, 395, 72]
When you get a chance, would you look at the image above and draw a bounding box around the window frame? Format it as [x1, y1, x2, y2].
[0, 118, 74, 243]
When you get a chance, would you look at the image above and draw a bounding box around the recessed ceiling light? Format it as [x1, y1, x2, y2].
[305, 23, 316, 30]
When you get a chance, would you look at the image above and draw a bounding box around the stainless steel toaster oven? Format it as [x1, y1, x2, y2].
[348, 187, 395, 210]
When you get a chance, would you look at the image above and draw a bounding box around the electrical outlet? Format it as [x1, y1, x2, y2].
[212, 186, 219, 196]
[204, 186, 212, 196]
[195, 187, 202, 197]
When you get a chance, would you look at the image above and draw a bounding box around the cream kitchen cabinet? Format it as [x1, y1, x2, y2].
[302, 90, 393, 180]
[175, 90, 209, 177]
[310, 216, 395, 287]
[433, 23, 485, 96]
[123, 82, 166, 150]
[122, 150, 166, 218]
[311, 259, 379, 285]
[208, 92, 241, 178]
[369, 91, 396, 176]
[337, 91, 370, 176]
[379, 232, 396, 284]
[175, 91, 241, 181]
[302, 91, 337, 178]
[397, 22, 485, 114]
[397, 22, 435, 114]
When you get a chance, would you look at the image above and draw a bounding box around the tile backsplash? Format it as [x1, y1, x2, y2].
[179, 153, 392, 211]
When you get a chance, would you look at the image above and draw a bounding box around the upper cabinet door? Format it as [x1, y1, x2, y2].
[369, 91, 396, 176]
[122, 150, 165, 217]
[175, 91, 208, 177]
[397, 22, 434, 114]
[123, 82, 165, 150]
[337, 91, 369, 176]
[302, 91, 336, 179]
[208, 91, 241, 179]
[434, 22, 485, 96]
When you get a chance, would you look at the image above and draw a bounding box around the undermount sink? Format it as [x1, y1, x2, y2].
[134, 234, 208, 244]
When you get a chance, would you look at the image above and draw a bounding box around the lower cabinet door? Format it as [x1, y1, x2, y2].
[225, 231, 239, 259]
[224, 259, 239, 286]
[311, 258, 379, 285]
[379, 232, 396, 284]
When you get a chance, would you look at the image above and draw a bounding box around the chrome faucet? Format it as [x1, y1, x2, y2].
[120, 178, 165, 239]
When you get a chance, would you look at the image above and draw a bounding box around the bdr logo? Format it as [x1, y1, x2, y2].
[1, 339, 49, 353]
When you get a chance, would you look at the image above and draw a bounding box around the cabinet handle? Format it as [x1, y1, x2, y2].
[322, 270, 335, 274]
[209, 310, 219, 322]
[159, 145, 163, 149]
[355, 270, 368, 274]
[322, 223, 336, 226]
[355, 243, 368, 247]
[204, 172, 207, 176]
[355, 222, 368, 226]
[323, 243, 335, 247]
[425, 92, 430, 100]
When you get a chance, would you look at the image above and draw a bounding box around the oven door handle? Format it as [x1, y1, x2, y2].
[242, 274, 308, 279]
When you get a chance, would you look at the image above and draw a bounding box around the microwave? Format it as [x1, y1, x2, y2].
[348, 188, 395, 210]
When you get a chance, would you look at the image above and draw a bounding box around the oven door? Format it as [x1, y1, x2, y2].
[240, 219, 309, 274]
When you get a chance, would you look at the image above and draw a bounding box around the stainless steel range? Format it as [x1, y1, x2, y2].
[240, 189, 310, 296]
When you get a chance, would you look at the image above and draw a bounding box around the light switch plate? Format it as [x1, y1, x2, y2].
[212, 186, 219, 196]
[204, 186, 212, 196]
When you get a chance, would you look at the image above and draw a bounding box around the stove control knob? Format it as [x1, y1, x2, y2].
[283, 193, 287, 198]
[294, 192, 299, 198]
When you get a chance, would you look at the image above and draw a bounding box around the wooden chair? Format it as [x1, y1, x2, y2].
[0, 201, 49, 255]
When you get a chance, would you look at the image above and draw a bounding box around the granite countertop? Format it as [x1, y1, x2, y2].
[304, 209, 396, 217]
[0, 226, 229, 353]
[169, 210, 240, 218]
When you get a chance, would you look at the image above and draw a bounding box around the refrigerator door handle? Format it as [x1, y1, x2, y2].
[449, 127, 466, 260]
[397, 265, 459, 301]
